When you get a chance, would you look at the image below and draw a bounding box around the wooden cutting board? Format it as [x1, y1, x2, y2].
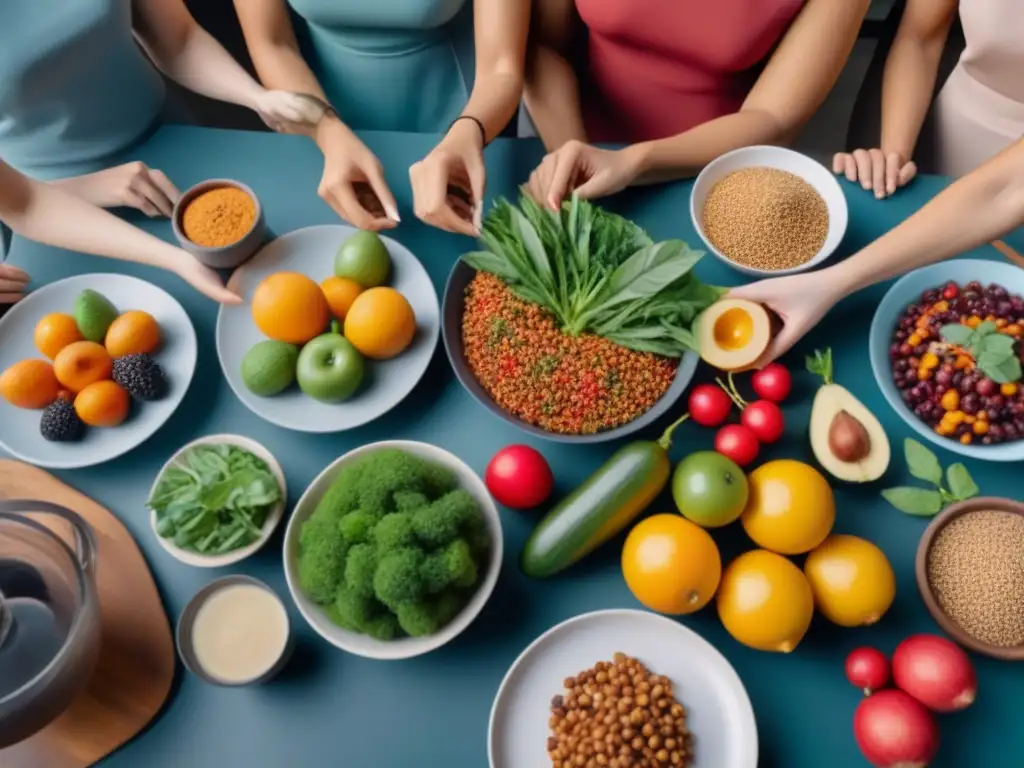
[0, 460, 175, 768]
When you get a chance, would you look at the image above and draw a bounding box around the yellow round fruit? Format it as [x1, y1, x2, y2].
[321, 276, 363, 320]
[343, 287, 416, 360]
[740, 460, 835, 555]
[803, 534, 896, 627]
[717, 549, 814, 653]
[622, 514, 722, 615]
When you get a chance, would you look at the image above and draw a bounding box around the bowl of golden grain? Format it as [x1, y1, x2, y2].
[690, 146, 848, 277]
[172, 179, 266, 270]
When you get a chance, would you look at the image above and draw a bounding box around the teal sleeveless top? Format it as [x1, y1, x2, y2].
[287, 0, 473, 132]
[0, 0, 165, 178]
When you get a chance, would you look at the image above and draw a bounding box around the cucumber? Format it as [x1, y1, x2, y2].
[520, 412, 689, 578]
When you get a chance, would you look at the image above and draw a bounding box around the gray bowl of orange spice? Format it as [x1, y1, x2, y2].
[916, 496, 1024, 660]
[172, 179, 266, 269]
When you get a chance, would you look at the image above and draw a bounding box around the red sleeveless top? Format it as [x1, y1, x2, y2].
[576, 0, 806, 143]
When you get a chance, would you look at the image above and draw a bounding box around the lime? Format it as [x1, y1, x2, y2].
[241, 340, 299, 396]
[335, 231, 391, 288]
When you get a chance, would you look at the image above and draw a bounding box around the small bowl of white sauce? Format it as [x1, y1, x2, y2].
[177, 575, 292, 686]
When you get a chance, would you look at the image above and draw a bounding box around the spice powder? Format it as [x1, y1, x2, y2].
[182, 186, 257, 248]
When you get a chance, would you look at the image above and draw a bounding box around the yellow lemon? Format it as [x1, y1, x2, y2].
[717, 549, 814, 653]
[804, 534, 896, 627]
[740, 460, 835, 555]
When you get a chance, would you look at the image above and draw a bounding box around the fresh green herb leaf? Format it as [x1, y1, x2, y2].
[904, 438, 943, 485]
[806, 348, 834, 385]
[881, 487, 944, 516]
[940, 324, 974, 346]
[945, 463, 980, 501]
[982, 354, 1021, 384]
[942, 321, 1022, 383]
[975, 320, 998, 337]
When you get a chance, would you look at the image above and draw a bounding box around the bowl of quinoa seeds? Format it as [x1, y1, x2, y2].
[548, 653, 692, 768]
[461, 273, 678, 436]
[702, 167, 829, 272]
[919, 498, 1024, 659]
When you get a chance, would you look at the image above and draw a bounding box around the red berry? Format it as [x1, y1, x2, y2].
[751, 363, 792, 403]
[714, 424, 759, 467]
[688, 383, 733, 427]
[846, 647, 891, 696]
[741, 400, 785, 444]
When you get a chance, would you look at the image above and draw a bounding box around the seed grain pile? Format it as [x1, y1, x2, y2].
[462, 273, 677, 435]
[702, 167, 828, 271]
[182, 186, 257, 248]
[927, 509, 1024, 647]
[547, 653, 691, 768]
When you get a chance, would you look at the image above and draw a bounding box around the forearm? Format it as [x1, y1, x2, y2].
[833, 141, 1024, 293]
[523, 46, 588, 150]
[461, 70, 522, 144]
[879, 37, 947, 158]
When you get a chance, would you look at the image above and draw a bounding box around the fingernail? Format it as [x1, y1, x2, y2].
[385, 204, 401, 223]
[875, 191, 883, 199]
[473, 203, 483, 232]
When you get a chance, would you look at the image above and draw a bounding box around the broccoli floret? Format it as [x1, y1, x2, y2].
[373, 548, 425, 609]
[365, 613, 400, 641]
[393, 490, 429, 513]
[419, 550, 450, 594]
[396, 601, 440, 637]
[443, 539, 478, 588]
[333, 583, 378, 629]
[297, 516, 348, 604]
[422, 462, 458, 497]
[344, 543, 377, 598]
[312, 461, 367, 520]
[412, 490, 479, 548]
[355, 449, 438, 512]
[434, 588, 467, 626]
[375, 512, 415, 552]
[338, 509, 376, 544]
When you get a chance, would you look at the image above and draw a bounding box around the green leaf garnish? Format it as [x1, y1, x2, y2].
[940, 321, 1022, 384]
[806, 348, 834, 385]
[945, 463, 980, 501]
[904, 438, 943, 485]
[882, 438, 984, 516]
[881, 487, 945, 516]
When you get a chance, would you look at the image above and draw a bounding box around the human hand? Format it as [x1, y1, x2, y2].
[726, 272, 842, 366]
[527, 140, 644, 211]
[251, 89, 324, 132]
[317, 121, 399, 231]
[0, 264, 30, 304]
[58, 162, 181, 217]
[410, 119, 485, 236]
[833, 149, 917, 199]
[174, 254, 241, 305]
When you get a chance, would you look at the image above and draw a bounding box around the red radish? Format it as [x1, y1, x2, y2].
[687, 384, 733, 427]
[740, 400, 785, 443]
[892, 635, 977, 713]
[751, 363, 792, 402]
[485, 445, 555, 510]
[714, 424, 759, 467]
[846, 647, 891, 696]
[854, 689, 939, 768]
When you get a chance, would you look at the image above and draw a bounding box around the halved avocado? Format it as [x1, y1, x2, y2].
[809, 383, 891, 483]
[698, 298, 771, 372]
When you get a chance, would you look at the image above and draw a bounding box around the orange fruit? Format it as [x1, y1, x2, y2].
[740, 460, 835, 555]
[75, 380, 130, 427]
[252, 272, 330, 345]
[621, 514, 722, 615]
[344, 287, 416, 360]
[105, 310, 161, 357]
[804, 535, 896, 627]
[54, 341, 114, 393]
[321, 276, 363, 321]
[34, 313, 83, 359]
[0, 360, 61, 409]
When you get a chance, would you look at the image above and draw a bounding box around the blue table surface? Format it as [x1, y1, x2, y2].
[6, 125, 1023, 768]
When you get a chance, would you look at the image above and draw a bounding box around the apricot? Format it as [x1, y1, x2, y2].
[74, 380, 130, 427]
[54, 341, 113, 393]
[0, 360, 61, 409]
[34, 313, 84, 360]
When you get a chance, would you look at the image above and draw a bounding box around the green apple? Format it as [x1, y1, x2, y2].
[672, 451, 749, 528]
[335, 231, 391, 288]
[296, 331, 364, 402]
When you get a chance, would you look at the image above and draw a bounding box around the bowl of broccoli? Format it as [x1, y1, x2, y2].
[282, 440, 503, 659]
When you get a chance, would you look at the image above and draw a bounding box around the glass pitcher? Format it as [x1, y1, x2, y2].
[0, 500, 101, 749]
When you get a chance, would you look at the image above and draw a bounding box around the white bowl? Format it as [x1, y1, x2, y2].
[282, 440, 503, 660]
[148, 434, 287, 568]
[690, 145, 848, 277]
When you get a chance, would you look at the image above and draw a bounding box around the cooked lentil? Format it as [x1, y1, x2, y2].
[702, 167, 828, 271]
[181, 186, 257, 248]
[927, 510, 1024, 647]
[462, 273, 677, 435]
[548, 653, 691, 768]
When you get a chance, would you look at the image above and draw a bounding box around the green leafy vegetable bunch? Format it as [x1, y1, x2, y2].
[462, 192, 725, 357]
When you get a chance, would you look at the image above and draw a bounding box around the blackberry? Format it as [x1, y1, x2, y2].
[112, 354, 168, 401]
[40, 398, 85, 442]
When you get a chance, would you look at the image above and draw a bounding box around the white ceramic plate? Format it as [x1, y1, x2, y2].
[216, 226, 440, 433]
[282, 440, 503, 660]
[149, 434, 288, 568]
[489, 609, 758, 768]
[0, 273, 197, 469]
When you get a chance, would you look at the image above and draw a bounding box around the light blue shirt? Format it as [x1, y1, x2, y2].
[287, 0, 474, 133]
[0, 0, 165, 179]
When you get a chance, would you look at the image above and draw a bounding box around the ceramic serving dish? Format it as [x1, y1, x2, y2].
[869, 258, 1024, 462]
[282, 440, 503, 660]
[172, 179, 267, 269]
[148, 434, 287, 568]
[216, 225, 440, 434]
[0, 273, 197, 469]
[690, 145, 848, 277]
[442, 260, 699, 444]
[915, 496, 1024, 661]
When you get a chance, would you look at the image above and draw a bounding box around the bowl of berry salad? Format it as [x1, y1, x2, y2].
[870, 259, 1024, 462]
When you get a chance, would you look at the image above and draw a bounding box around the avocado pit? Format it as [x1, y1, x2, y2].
[828, 410, 872, 463]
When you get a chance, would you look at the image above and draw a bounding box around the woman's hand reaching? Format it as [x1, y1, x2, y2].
[833, 149, 917, 199]
[0, 264, 30, 304]
[410, 119, 486, 236]
[55, 162, 181, 217]
[317, 121, 399, 231]
[526, 141, 645, 210]
[251, 89, 325, 132]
